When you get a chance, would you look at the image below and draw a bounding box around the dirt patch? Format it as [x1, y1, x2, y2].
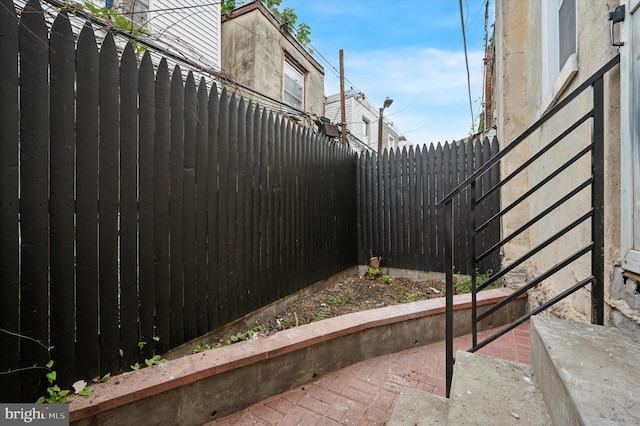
[243, 270, 448, 339]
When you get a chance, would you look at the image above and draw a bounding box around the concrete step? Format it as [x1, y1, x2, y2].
[388, 388, 448, 426]
[447, 351, 551, 425]
[530, 315, 640, 426]
[389, 314, 640, 425]
[389, 350, 550, 426]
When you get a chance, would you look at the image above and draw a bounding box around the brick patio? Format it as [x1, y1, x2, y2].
[212, 323, 531, 425]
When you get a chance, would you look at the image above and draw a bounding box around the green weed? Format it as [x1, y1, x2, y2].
[379, 274, 395, 284]
[327, 290, 351, 305]
[455, 270, 503, 294]
[226, 322, 262, 345]
[192, 343, 213, 354]
[36, 361, 72, 404]
[311, 307, 331, 321]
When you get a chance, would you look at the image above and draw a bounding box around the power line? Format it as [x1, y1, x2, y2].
[459, 0, 475, 134]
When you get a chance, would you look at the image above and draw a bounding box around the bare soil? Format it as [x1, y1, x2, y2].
[257, 271, 447, 337]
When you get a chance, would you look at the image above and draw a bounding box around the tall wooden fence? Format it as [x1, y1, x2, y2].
[356, 139, 501, 274]
[0, 0, 357, 402]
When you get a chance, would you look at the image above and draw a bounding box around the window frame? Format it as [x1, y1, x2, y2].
[283, 58, 305, 110]
[540, 0, 578, 113]
[116, 0, 150, 28]
[361, 117, 370, 144]
[388, 134, 395, 150]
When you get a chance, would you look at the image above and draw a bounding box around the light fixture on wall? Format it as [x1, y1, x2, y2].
[378, 97, 393, 153]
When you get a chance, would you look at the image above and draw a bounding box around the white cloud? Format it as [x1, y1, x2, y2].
[325, 47, 485, 145]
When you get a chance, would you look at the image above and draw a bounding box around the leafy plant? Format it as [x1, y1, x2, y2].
[0, 329, 87, 403]
[379, 274, 395, 284]
[72, 380, 92, 397]
[311, 307, 331, 321]
[69, 2, 148, 56]
[327, 290, 351, 305]
[192, 343, 213, 354]
[36, 361, 72, 404]
[367, 267, 381, 276]
[226, 322, 263, 345]
[405, 293, 417, 303]
[221, 0, 312, 51]
[144, 355, 167, 367]
[282, 316, 293, 329]
[455, 270, 503, 294]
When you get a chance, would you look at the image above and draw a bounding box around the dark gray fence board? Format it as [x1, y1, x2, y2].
[236, 98, 248, 311]
[488, 138, 502, 270]
[195, 78, 209, 335]
[119, 43, 139, 371]
[230, 95, 243, 318]
[273, 116, 283, 296]
[75, 22, 100, 381]
[217, 89, 230, 325]
[402, 149, 411, 266]
[98, 33, 120, 376]
[153, 59, 171, 356]
[139, 51, 156, 360]
[49, 12, 76, 385]
[183, 72, 197, 341]
[206, 84, 220, 328]
[246, 102, 258, 313]
[428, 145, 438, 271]
[258, 109, 269, 309]
[169, 66, 185, 346]
[0, 0, 20, 402]
[19, 0, 50, 399]
[356, 153, 364, 264]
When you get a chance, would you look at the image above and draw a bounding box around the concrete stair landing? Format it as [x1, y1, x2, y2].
[390, 315, 640, 425]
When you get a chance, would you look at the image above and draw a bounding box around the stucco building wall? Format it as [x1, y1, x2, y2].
[221, 3, 324, 120]
[495, 0, 621, 322]
[494, 1, 533, 282]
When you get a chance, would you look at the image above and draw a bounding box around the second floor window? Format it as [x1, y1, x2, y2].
[362, 117, 370, 142]
[119, 0, 149, 27]
[284, 59, 304, 110]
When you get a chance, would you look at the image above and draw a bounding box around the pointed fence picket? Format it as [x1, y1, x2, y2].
[356, 140, 501, 275]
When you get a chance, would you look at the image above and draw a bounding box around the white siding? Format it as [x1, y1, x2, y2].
[325, 92, 382, 152]
[12, 0, 220, 76]
[148, 0, 220, 72]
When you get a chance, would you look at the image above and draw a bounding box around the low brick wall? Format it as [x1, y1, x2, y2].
[70, 287, 526, 425]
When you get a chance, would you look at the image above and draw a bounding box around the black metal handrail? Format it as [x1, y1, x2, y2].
[438, 54, 619, 397]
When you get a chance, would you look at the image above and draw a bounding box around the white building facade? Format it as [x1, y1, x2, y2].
[325, 90, 402, 153]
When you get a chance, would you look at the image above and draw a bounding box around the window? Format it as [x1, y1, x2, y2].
[388, 134, 395, 150]
[283, 59, 304, 110]
[541, 0, 577, 110]
[362, 117, 370, 143]
[118, 0, 149, 27]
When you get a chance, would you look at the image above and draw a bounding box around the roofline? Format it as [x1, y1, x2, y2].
[223, 1, 324, 75]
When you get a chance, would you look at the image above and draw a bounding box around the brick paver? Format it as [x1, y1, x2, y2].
[211, 323, 531, 425]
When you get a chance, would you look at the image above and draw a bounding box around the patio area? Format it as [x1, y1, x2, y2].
[212, 323, 531, 425]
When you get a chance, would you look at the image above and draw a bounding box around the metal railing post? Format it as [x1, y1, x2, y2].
[591, 76, 605, 325]
[470, 181, 477, 347]
[445, 200, 454, 397]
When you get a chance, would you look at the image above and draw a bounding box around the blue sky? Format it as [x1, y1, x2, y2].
[279, 0, 493, 145]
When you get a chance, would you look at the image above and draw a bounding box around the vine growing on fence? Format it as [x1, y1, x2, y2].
[0, 329, 91, 403]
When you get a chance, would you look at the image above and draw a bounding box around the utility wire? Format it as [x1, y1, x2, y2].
[480, 0, 489, 131]
[459, 0, 475, 135]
